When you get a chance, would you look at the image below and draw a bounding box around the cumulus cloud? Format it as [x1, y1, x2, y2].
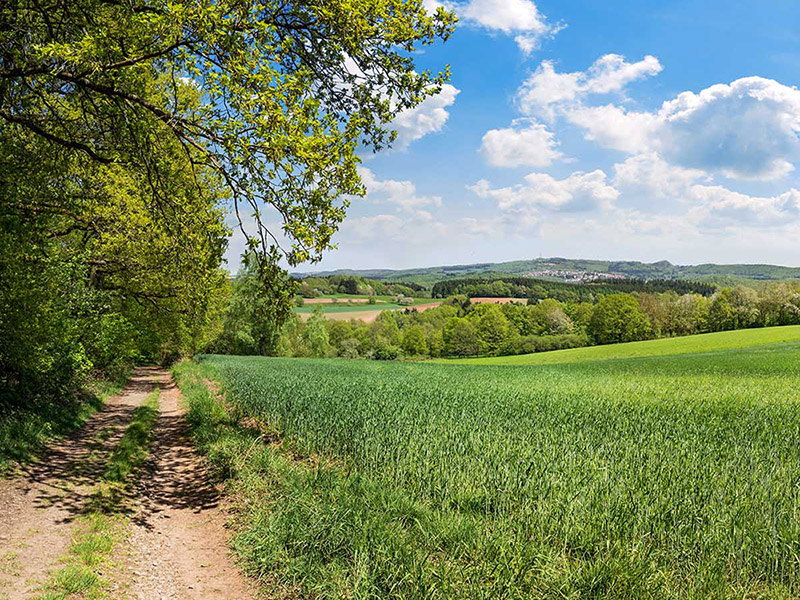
[610, 152, 800, 227]
[576, 78, 800, 181]
[689, 185, 800, 227]
[656, 77, 800, 180]
[471, 170, 618, 217]
[392, 84, 460, 149]
[358, 167, 442, 212]
[426, 0, 562, 53]
[613, 153, 709, 198]
[480, 119, 564, 168]
[535, 65, 800, 181]
[517, 54, 662, 116]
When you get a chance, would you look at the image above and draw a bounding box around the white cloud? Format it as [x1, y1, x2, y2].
[480, 119, 564, 167]
[565, 104, 659, 154]
[427, 0, 562, 54]
[613, 153, 709, 198]
[545, 70, 800, 182]
[586, 54, 663, 95]
[610, 152, 800, 227]
[392, 84, 460, 149]
[471, 169, 618, 216]
[358, 167, 442, 212]
[689, 185, 800, 227]
[517, 55, 662, 116]
[656, 77, 800, 180]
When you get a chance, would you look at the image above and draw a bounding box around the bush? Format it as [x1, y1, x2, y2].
[501, 333, 588, 356]
[372, 344, 401, 361]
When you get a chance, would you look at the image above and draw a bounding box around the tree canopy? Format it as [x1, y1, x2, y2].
[0, 0, 455, 399]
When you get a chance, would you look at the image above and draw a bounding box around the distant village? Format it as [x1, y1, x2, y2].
[523, 269, 628, 282]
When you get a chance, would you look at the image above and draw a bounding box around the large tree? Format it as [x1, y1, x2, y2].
[0, 0, 455, 395]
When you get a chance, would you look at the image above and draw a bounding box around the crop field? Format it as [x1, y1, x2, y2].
[294, 297, 442, 321]
[446, 325, 800, 365]
[187, 336, 800, 599]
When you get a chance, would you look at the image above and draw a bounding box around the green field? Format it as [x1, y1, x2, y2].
[178, 331, 800, 599]
[293, 295, 433, 315]
[444, 325, 800, 365]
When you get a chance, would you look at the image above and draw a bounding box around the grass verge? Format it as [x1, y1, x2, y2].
[0, 378, 125, 474]
[36, 390, 159, 600]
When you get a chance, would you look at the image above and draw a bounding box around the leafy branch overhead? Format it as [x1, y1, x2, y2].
[0, 0, 454, 397]
[1, 0, 455, 266]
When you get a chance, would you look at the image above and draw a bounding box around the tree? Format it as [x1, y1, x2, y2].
[402, 326, 428, 357]
[708, 289, 736, 332]
[213, 257, 292, 356]
[588, 294, 652, 345]
[668, 294, 709, 336]
[443, 318, 484, 357]
[2, 0, 454, 297]
[564, 302, 594, 333]
[472, 304, 510, 354]
[302, 308, 331, 358]
[1, 0, 455, 395]
[371, 313, 402, 348]
[428, 329, 445, 358]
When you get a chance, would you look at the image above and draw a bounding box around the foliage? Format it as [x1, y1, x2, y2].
[443, 317, 484, 357]
[431, 276, 715, 300]
[589, 294, 652, 344]
[1, 0, 454, 398]
[189, 342, 800, 598]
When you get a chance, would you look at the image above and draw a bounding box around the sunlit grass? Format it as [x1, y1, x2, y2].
[442, 324, 800, 365]
[180, 339, 800, 599]
[37, 390, 159, 599]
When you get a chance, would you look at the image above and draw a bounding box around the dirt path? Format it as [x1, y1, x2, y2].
[125, 373, 257, 600]
[0, 368, 256, 600]
[0, 368, 156, 599]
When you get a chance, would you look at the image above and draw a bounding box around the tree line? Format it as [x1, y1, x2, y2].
[430, 276, 716, 302]
[209, 271, 800, 360]
[296, 275, 428, 299]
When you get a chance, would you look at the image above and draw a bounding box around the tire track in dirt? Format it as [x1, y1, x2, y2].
[124, 373, 256, 600]
[0, 368, 157, 599]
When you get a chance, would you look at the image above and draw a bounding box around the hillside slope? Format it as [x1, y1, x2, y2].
[295, 257, 800, 286]
[443, 325, 800, 366]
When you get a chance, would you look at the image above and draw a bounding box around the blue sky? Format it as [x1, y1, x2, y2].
[284, 1, 800, 271]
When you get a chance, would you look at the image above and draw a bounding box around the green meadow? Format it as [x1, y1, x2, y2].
[176, 328, 800, 599]
[444, 325, 800, 365]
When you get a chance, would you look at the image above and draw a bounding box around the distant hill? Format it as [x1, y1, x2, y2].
[294, 257, 800, 288]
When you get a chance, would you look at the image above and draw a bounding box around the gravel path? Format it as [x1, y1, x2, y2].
[125, 372, 257, 600]
[0, 368, 257, 600]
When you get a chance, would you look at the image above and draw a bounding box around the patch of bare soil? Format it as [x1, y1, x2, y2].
[0, 368, 258, 600]
[0, 368, 158, 599]
[125, 376, 257, 600]
[302, 297, 369, 304]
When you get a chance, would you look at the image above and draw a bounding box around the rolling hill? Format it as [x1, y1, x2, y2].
[294, 257, 800, 287]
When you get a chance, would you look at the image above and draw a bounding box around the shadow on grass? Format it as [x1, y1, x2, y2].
[0, 389, 107, 473]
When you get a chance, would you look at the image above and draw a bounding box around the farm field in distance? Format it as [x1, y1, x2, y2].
[293, 294, 521, 321]
[184, 327, 800, 599]
[445, 324, 800, 365]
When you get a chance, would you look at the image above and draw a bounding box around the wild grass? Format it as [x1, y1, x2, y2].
[0, 379, 123, 473]
[36, 390, 159, 599]
[443, 324, 800, 365]
[178, 339, 800, 599]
